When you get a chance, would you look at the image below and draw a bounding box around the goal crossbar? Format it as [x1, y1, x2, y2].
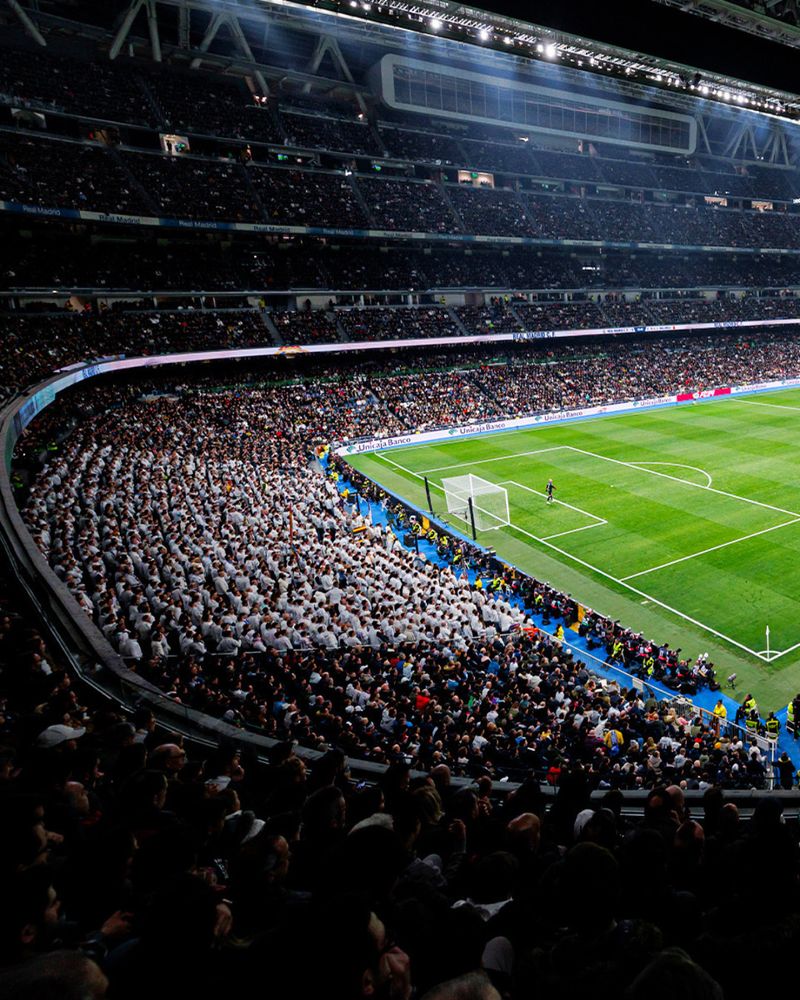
[441, 474, 510, 532]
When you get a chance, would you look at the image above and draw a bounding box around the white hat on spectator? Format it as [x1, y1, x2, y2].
[37, 724, 86, 749]
[573, 808, 595, 840]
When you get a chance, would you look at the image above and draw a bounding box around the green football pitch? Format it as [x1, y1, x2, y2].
[348, 388, 800, 711]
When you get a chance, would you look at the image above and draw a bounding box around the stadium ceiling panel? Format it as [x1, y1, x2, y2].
[6, 0, 800, 127]
[651, 0, 800, 47]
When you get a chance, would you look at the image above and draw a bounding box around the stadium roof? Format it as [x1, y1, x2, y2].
[254, 0, 800, 119]
[6, 0, 800, 122]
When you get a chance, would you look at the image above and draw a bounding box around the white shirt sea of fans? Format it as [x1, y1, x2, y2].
[25, 391, 532, 668]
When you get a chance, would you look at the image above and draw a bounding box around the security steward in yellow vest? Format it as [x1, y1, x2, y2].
[766, 712, 780, 741]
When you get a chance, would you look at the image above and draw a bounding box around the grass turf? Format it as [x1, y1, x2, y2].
[347, 389, 800, 711]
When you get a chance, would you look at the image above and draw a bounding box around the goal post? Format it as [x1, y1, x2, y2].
[441, 474, 510, 532]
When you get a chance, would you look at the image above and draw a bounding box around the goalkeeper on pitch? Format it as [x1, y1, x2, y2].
[546, 478, 556, 504]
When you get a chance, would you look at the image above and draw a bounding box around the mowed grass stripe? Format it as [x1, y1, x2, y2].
[348, 388, 800, 705]
[374, 446, 773, 658]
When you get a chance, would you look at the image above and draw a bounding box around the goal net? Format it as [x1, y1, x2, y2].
[441, 474, 510, 532]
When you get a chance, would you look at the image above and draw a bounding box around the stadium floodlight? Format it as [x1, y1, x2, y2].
[479, 27, 490, 40]
[545, 42, 557, 58]
[430, 17, 442, 30]
[442, 475, 510, 533]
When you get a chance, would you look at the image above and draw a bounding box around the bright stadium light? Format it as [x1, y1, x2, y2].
[479, 27, 490, 40]
[430, 17, 442, 30]
[545, 42, 557, 58]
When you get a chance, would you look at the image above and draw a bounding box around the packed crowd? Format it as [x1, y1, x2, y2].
[0, 44, 155, 124]
[280, 110, 381, 156]
[251, 166, 367, 229]
[7, 34, 800, 1000]
[8, 236, 800, 293]
[5, 303, 800, 406]
[359, 176, 461, 234]
[5, 127, 800, 250]
[454, 304, 525, 335]
[20, 373, 742, 789]
[123, 152, 262, 224]
[151, 71, 283, 144]
[1, 571, 792, 1000]
[447, 186, 535, 238]
[1, 239, 331, 292]
[334, 307, 463, 342]
[378, 125, 466, 164]
[3, 36, 800, 207]
[0, 312, 272, 403]
[269, 309, 342, 345]
[15, 328, 796, 802]
[0, 134, 146, 216]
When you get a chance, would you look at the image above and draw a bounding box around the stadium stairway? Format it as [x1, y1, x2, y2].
[438, 181, 468, 232]
[332, 462, 798, 777]
[261, 311, 281, 344]
[449, 309, 471, 337]
[331, 312, 350, 342]
[241, 166, 269, 223]
[347, 174, 375, 227]
[134, 73, 167, 129]
[109, 147, 160, 216]
[508, 302, 527, 329]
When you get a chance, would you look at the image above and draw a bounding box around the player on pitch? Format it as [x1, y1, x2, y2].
[546, 478, 556, 504]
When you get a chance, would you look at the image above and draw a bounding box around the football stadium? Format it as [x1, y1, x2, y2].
[4, 0, 800, 995]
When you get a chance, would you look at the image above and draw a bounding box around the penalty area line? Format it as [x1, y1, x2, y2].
[621, 517, 800, 581]
[418, 445, 568, 475]
[373, 450, 771, 664]
[501, 518, 769, 663]
[499, 480, 606, 523]
[563, 445, 800, 519]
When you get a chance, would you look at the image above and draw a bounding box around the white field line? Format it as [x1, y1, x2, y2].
[627, 461, 713, 488]
[501, 519, 769, 662]
[621, 517, 800, 581]
[372, 449, 770, 662]
[498, 479, 607, 523]
[418, 445, 567, 475]
[765, 639, 800, 663]
[541, 522, 611, 541]
[732, 397, 800, 413]
[564, 445, 800, 519]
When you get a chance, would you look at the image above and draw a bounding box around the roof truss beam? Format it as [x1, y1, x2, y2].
[6, 0, 46, 46]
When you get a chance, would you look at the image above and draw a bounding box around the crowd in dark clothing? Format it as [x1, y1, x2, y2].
[6, 126, 800, 247]
[0, 585, 795, 1000]
[7, 239, 800, 294]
